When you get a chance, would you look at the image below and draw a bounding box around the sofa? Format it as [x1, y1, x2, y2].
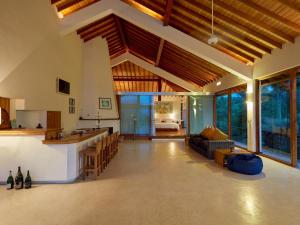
[189, 128, 235, 159]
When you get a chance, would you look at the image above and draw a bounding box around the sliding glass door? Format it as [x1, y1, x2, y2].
[216, 94, 228, 134]
[231, 91, 247, 147]
[260, 80, 291, 163]
[120, 95, 152, 136]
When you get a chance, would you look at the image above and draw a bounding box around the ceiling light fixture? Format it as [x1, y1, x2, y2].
[208, 0, 219, 45]
[216, 81, 221, 86]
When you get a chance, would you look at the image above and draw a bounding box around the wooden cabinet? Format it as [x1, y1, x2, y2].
[47, 111, 61, 129]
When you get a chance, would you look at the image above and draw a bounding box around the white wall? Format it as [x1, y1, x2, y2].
[0, 0, 83, 133]
[80, 37, 118, 120]
[16, 110, 47, 129]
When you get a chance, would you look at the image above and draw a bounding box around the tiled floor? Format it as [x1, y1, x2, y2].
[1, 140, 300, 225]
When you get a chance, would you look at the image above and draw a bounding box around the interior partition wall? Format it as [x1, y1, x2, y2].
[120, 95, 153, 136]
[189, 96, 213, 134]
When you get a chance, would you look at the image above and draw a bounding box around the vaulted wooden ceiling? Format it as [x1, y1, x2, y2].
[113, 61, 187, 92]
[122, 0, 300, 64]
[77, 14, 229, 87]
[51, 0, 101, 16]
[52, 0, 300, 65]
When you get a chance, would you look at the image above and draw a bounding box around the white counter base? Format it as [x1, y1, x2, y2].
[0, 132, 107, 183]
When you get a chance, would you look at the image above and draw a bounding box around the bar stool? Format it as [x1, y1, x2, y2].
[82, 139, 103, 180]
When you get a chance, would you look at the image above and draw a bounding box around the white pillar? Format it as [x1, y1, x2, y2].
[246, 80, 256, 152]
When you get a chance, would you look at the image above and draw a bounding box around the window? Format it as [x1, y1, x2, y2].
[231, 92, 247, 146]
[260, 80, 291, 163]
[216, 94, 228, 134]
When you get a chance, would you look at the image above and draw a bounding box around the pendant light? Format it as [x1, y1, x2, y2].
[208, 0, 219, 45]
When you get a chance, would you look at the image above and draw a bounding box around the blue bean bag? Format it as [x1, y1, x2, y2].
[227, 154, 263, 175]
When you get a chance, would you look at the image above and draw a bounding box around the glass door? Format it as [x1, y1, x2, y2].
[120, 95, 152, 136]
[260, 79, 291, 163]
[216, 94, 229, 134]
[189, 96, 213, 134]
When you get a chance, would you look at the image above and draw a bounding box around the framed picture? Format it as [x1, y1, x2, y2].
[99, 98, 112, 109]
[69, 98, 75, 114]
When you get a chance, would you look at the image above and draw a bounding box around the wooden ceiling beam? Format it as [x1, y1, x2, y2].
[160, 58, 210, 85]
[155, 39, 165, 66]
[161, 51, 219, 82]
[171, 15, 258, 61]
[115, 17, 128, 51]
[51, 0, 64, 5]
[81, 24, 117, 39]
[128, 49, 155, 65]
[165, 80, 188, 92]
[110, 49, 127, 59]
[171, 17, 255, 63]
[78, 18, 115, 37]
[57, 0, 83, 12]
[163, 0, 174, 26]
[239, 0, 300, 33]
[160, 61, 207, 85]
[113, 78, 160, 81]
[163, 43, 226, 77]
[173, 5, 271, 55]
[276, 0, 300, 13]
[213, 0, 294, 43]
[77, 16, 114, 34]
[183, 0, 282, 49]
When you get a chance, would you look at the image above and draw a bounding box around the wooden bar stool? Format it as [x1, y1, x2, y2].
[82, 140, 103, 180]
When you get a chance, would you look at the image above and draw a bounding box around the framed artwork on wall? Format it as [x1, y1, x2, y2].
[155, 101, 173, 114]
[99, 98, 112, 109]
[69, 98, 75, 114]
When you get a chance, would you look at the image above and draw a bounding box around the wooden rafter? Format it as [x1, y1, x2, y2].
[173, 5, 271, 55]
[276, 0, 300, 13]
[115, 16, 128, 51]
[239, 0, 300, 33]
[213, 0, 294, 43]
[56, 0, 83, 12]
[184, 0, 282, 49]
[155, 39, 165, 66]
[163, 0, 174, 26]
[51, 0, 64, 5]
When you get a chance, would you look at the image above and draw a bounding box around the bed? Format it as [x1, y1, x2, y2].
[155, 119, 180, 131]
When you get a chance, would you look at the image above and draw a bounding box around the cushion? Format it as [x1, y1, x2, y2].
[200, 127, 215, 139]
[227, 154, 263, 175]
[210, 128, 228, 140]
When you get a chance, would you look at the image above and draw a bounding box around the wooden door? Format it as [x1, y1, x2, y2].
[47, 111, 61, 129]
[0, 97, 10, 115]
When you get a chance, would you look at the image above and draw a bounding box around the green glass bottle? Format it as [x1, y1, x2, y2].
[15, 166, 24, 190]
[25, 170, 32, 189]
[6, 171, 14, 190]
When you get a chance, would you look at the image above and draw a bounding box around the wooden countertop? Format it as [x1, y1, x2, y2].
[42, 128, 108, 145]
[0, 129, 49, 136]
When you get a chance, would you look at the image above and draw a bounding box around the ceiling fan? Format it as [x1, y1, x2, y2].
[208, 0, 219, 45]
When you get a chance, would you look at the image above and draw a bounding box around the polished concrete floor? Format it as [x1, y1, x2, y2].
[1, 140, 300, 225]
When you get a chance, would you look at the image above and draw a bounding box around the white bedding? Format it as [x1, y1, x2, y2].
[155, 122, 180, 130]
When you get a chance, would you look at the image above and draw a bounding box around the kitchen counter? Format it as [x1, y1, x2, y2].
[0, 128, 108, 183]
[43, 128, 108, 144]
